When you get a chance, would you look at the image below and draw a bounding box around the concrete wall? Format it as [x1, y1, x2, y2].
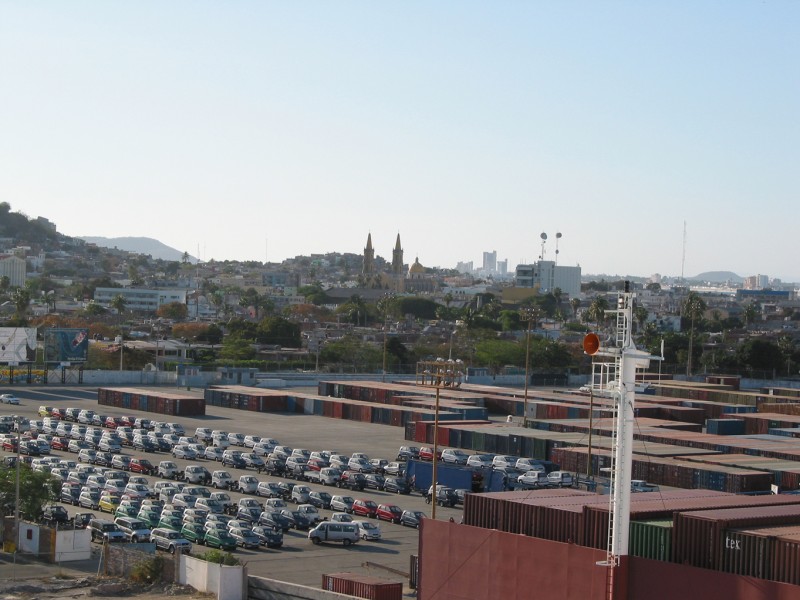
[179, 554, 246, 600]
[17, 522, 40, 555]
[248, 575, 362, 600]
[54, 528, 91, 562]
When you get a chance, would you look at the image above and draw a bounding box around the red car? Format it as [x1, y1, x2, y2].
[1, 438, 18, 451]
[352, 498, 379, 519]
[51, 407, 66, 420]
[129, 458, 156, 475]
[306, 458, 327, 472]
[51, 436, 70, 451]
[418, 447, 441, 461]
[104, 416, 121, 429]
[119, 416, 135, 427]
[376, 503, 403, 524]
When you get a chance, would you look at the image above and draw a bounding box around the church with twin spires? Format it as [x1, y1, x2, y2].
[362, 233, 435, 293]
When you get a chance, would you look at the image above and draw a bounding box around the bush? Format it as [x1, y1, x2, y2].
[193, 549, 240, 566]
[130, 554, 164, 582]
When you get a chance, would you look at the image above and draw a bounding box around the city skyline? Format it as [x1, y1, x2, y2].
[2, 3, 797, 281]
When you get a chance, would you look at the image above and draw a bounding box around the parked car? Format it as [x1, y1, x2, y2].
[258, 510, 293, 533]
[354, 520, 382, 541]
[376, 503, 403, 524]
[363, 473, 386, 491]
[383, 461, 406, 476]
[418, 447, 441, 461]
[330, 495, 355, 514]
[352, 498, 378, 519]
[88, 518, 126, 543]
[229, 526, 261, 549]
[129, 458, 156, 475]
[198, 446, 221, 461]
[114, 517, 151, 543]
[251, 525, 283, 548]
[400, 510, 426, 528]
[308, 521, 359, 546]
[547, 471, 574, 488]
[291, 484, 311, 504]
[308, 491, 333, 510]
[383, 477, 411, 495]
[150, 527, 192, 554]
[397, 446, 420, 461]
[257, 481, 284, 498]
[441, 449, 469, 465]
[295, 503, 323, 525]
[203, 528, 237, 551]
[212, 470, 235, 490]
[338, 471, 367, 491]
[180, 522, 206, 545]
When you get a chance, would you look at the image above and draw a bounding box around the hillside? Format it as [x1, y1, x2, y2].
[693, 271, 743, 284]
[80, 236, 196, 263]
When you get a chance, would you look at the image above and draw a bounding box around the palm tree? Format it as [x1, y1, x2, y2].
[683, 292, 706, 376]
[634, 306, 649, 333]
[587, 297, 609, 329]
[12, 288, 31, 319]
[110, 294, 127, 319]
[742, 302, 759, 327]
[570, 298, 581, 319]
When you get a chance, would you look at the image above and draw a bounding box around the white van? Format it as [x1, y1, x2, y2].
[308, 521, 359, 546]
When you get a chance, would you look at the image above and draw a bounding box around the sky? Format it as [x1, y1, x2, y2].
[1, 3, 798, 281]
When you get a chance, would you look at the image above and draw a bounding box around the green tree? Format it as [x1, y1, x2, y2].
[12, 288, 31, 319]
[474, 339, 525, 374]
[0, 275, 10, 294]
[83, 302, 108, 316]
[736, 339, 784, 374]
[256, 316, 301, 348]
[0, 465, 61, 520]
[157, 302, 189, 320]
[110, 294, 127, 316]
[219, 337, 256, 361]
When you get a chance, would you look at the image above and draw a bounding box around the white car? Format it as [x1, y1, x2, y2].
[353, 520, 382, 541]
[0, 394, 20, 405]
[243, 435, 261, 448]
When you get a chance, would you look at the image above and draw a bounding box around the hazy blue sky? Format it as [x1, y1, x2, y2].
[2, 3, 797, 281]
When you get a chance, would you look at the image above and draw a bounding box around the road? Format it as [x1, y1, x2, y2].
[0, 384, 462, 588]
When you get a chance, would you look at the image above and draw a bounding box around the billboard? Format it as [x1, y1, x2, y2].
[44, 328, 89, 363]
[0, 327, 37, 363]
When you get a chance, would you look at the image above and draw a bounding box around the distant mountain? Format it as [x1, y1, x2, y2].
[693, 271, 743, 284]
[80, 236, 196, 263]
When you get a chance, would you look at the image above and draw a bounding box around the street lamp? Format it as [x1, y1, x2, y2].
[416, 358, 464, 519]
[519, 306, 539, 428]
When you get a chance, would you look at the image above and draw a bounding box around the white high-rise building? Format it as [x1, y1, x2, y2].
[482, 251, 497, 272]
[515, 260, 581, 298]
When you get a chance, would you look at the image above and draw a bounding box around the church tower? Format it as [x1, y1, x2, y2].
[363, 233, 375, 274]
[391, 233, 404, 276]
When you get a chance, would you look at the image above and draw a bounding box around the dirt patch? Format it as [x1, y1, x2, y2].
[0, 576, 213, 600]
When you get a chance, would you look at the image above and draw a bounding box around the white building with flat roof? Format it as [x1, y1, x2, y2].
[0, 255, 26, 287]
[515, 260, 581, 298]
[94, 287, 187, 312]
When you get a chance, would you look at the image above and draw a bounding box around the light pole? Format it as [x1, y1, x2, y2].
[416, 358, 464, 519]
[380, 293, 394, 383]
[13, 415, 21, 570]
[519, 306, 538, 428]
[115, 335, 124, 371]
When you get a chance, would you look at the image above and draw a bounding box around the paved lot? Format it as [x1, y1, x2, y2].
[0, 384, 461, 588]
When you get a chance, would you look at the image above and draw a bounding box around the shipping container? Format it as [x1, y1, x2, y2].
[322, 573, 403, 599]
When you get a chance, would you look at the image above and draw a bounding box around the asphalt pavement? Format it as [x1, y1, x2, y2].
[0, 384, 459, 589]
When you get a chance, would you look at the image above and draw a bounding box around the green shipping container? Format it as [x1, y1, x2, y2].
[629, 520, 673, 562]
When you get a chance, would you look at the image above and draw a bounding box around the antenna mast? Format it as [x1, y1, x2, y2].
[681, 221, 687, 281]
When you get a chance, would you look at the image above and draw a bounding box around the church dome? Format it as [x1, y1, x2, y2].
[409, 256, 425, 276]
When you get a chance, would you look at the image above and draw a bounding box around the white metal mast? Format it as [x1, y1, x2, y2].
[586, 283, 657, 596]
